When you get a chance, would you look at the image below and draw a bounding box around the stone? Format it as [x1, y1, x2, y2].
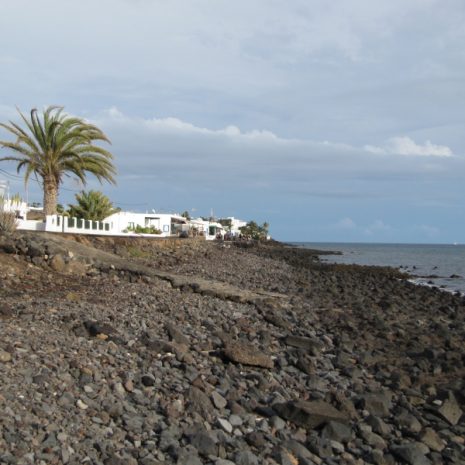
[435, 392, 463, 426]
[360, 430, 387, 450]
[396, 411, 422, 433]
[141, 333, 177, 354]
[229, 414, 243, 426]
[365, 415, 391, 437]
[211, 391, 228, 409]
[141, 374, 156, 387]
[0, 350, 12, 362]
[189, 431, 218, 457]
[391, 443, 431, 465]
[58, 392, 75, 408]
[245, 432, 267, 448]
[270, 415, 286, 431]
[295, 354, 315, 375]
[223, 341, 274, 369]
[186, 386, 214, 419]
[217, 418, 233, 434]
[358, 392, 392, 417]
[273, 400, 349, 429]
[272, 447, 300, 465]
[235, 450, 259, 465]
[76, 399, 88, 410]
[321, 421, 353, 443]
[369, 449, 388, 465]
[176, 451, 203, 465]
[262, 310, 292, 330]
[420, 428, 444, 452]
[104, 456, 137, 465]
[165, 322, 190, 346]
[283, 440, 320, 464]
[49, 254, 66, 272]
[283, 335, 323, 355]
[84, 320, 118, 339]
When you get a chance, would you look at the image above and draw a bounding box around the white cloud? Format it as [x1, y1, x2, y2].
[335, 217, 357, 230]
[97, 108, 286, 143]
[2, 106, 463, 207]
[88, 108, 463, 189]
[363, 220, 393, 236]
[365, 136, 453, 157]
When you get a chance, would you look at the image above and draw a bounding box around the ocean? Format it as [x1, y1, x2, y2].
[293, 242, 465, 295]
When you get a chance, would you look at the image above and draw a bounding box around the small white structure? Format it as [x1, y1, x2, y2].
[104, 211, 188, 237]
[188, 218, 225, 240]
[227, 217, 247, 236]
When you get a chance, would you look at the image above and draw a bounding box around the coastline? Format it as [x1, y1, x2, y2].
[294, 241, 465, 297]
[0, 233, 464, 464]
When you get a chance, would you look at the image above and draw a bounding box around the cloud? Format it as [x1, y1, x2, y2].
[87, 108, 463, 195]
[335, 217, 357, 230]
[365, 136, 453, 157]
[364, 219, 393, 236]
[1, 106, 463, 219]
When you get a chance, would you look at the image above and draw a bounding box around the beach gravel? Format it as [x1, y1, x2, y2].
[0, 232, 464, 464]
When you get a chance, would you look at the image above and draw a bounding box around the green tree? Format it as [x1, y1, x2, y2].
[0, 106, 116, 216]
[181, 210, 191, 220]
[67, 190, 119, 221]
[239, 220, 270, 240]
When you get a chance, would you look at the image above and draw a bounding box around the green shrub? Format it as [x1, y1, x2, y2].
[126, 224, 162, 235]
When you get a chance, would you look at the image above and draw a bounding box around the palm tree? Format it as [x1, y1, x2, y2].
[0, 106, 116, 215]
[67, 190, 120, 221]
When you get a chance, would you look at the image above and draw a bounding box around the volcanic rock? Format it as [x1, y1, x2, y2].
[273, 400, 349, 429]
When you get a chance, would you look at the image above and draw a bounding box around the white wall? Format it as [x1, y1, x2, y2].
[16, 219, 45, 231]
[104, 212, 186, 237]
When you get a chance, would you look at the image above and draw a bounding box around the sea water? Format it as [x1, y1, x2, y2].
[294, 243, 465, 295]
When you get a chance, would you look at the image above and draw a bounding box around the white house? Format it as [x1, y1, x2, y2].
[104, 211, 188, 237]
[188, 218, 225, 240]
[227, 217, 247, 236]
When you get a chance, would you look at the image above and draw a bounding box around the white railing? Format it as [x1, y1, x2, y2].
[44, 215, 115, 235]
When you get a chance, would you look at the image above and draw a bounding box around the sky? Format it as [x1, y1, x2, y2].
[0, 0, 464, 242]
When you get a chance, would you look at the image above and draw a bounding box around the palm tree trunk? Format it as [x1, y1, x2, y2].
[43, 176, 58, 216]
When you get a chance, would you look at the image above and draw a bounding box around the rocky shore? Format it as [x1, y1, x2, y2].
[0, 233, 464, 465]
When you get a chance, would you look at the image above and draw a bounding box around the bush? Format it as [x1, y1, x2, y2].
[125, 225, 162, 235]
[239, 221, 269, 241]
[0, 209, 17, 234]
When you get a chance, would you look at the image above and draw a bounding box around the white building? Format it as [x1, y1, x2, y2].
[227, 217, 247, 236]
[104, 211, 188, 237]
[188, 218, 225, 240]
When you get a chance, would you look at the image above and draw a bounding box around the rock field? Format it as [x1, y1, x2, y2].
[0, 232, 464, 465]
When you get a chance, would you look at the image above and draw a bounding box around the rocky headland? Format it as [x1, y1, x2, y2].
[0, 232, 464, 465]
